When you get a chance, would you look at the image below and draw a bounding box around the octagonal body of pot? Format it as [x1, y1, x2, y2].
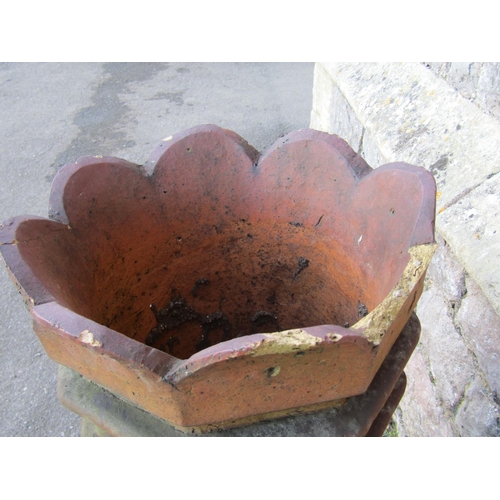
[0, 125, 436, 429]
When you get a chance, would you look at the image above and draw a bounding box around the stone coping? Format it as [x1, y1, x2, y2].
[311, 63, 500, 317]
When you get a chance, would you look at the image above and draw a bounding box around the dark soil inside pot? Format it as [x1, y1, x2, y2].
[16, 212, 406, 360]
[91, 218, 376, 360]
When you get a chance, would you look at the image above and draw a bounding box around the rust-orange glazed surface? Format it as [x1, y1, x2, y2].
[0, 125, 436, 430]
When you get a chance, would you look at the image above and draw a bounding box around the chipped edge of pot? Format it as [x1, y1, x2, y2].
[353, 243, 437, 343]
[166, 242, 437, 382]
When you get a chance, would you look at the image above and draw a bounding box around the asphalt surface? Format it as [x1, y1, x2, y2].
[0, 62, 315, 436]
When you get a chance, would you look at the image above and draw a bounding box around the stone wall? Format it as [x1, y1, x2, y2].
[310, 63, 500, 436]
[423, 63, 500, 121]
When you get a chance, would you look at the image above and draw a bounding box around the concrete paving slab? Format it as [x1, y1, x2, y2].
[0, 62, 314, 436]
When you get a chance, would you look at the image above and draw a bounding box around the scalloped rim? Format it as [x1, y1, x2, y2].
[0, 125, 437, 376]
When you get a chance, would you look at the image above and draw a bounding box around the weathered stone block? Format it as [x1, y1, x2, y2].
[424, 62, 481, 102]
[311, 64, 364, 150]
[310, 64, 386, 168]
[424, 62, 500, 123]
[417, 283, 476, 412]
[359, 126, 385, 169]
[424, 233, 466, 304]
[454, 376, 500, 436]
[447, 63, 481, 101]
[395, 343, 453, 436]
[477, 63, 500, 120]
[457, 275, 500, 396]
[438, 174, 500, 318]
[310, 63, 337, 135]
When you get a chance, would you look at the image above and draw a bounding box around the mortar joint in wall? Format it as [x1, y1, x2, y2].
[452, 379, 474, 419]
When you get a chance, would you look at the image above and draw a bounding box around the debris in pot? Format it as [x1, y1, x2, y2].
[199, 311, 233, 348]
[357, 301, 369, 318]
[146, 297, 200, 346]
[191, 278, 210, 297]
[293, 257, 309, 280]
[251, 310, 280, 333]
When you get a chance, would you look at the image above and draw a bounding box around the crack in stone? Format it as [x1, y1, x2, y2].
[438, 181, 483, 214]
